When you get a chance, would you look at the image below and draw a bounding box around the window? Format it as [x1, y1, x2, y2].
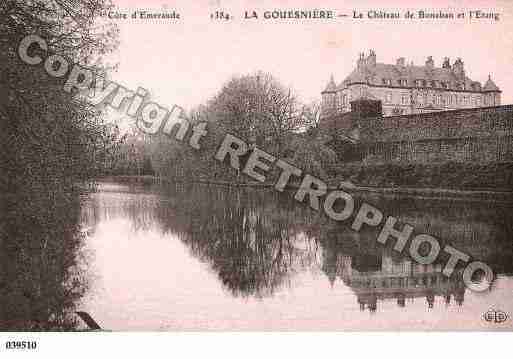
[386, 92, 393, 103]
[401, 94, 409, 105]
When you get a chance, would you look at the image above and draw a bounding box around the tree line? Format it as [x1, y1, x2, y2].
[113, 72, 339, 184]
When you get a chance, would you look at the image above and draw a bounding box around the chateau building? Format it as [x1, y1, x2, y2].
[321, 50, 501, 117]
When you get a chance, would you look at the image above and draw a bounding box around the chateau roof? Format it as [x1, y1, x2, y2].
[321, 75, 337, 93]
[340, 62, 488, 92]
[483, 75, 500, 92]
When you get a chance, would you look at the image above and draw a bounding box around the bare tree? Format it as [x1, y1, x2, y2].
[208, 72, 308, 157]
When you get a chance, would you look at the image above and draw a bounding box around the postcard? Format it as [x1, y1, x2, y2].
[1, 0, 512, 338]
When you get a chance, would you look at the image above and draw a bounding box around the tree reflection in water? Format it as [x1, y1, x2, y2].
[153, 184, 326, 298]
[82, 182, 513, 312]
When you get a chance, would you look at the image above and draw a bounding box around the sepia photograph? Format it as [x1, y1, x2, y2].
[1, 0, 512, 356]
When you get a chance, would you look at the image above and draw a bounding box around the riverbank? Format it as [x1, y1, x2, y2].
[96, 175, 513, 202]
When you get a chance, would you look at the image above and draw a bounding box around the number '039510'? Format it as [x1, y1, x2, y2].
[5, 341, 37, 350]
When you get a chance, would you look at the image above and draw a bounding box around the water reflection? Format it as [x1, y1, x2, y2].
[82, 182, 513, 322]
[154, 184, 325, 298]
[326, 249, 466, 312]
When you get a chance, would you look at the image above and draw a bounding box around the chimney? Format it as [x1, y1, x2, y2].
[425, 56, 434, 69]
[442, 57, 450, 69]
[452, 58, 465, 77]
[396, 57, 405, 67]
[357, 52, 365, 69]
[366, 49, 376, 67]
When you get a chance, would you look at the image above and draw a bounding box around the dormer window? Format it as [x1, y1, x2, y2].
[431, 81, 437, 87]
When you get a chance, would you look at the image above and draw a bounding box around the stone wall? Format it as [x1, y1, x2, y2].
[358, 105, 513, 164]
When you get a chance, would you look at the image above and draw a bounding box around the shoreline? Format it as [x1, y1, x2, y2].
[96, 175, 513, 202]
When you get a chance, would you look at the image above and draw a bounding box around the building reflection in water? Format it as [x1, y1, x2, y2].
[82, 182, 513, 315]
[325, 250, 466, 313]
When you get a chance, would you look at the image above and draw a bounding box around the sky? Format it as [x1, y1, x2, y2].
[105, 0, 513, 119]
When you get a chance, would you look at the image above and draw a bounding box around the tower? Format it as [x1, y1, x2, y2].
[483, 74, 501, 106]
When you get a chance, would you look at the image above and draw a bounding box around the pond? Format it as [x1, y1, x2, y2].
[78, 181, 513, 330]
